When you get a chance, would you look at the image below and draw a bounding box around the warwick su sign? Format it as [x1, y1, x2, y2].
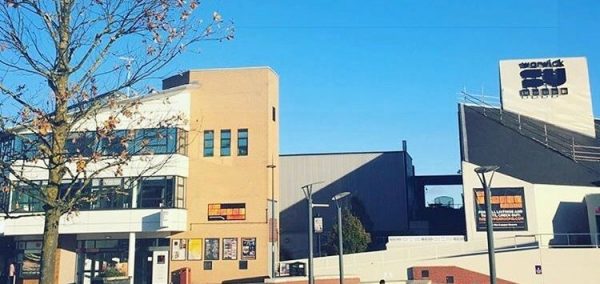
[519, 59, 567, 97]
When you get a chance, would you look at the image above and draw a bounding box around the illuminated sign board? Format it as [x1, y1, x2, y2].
[474, 187, 527, 231]
[208, 203, 246, 221]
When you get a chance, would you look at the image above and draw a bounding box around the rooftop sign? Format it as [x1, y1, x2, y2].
[500, 57, 594, 138]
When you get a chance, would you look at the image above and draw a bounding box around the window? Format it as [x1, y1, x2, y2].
[6, 128, 185, 161]
[272, 106, 276, 122]
[203, 130, 214, 157]
[138, 177, 174, 208]
[445, 276, 454, 283]
[239, 260, 248, 270]
[136, 128, 177, 154]
[101, 130, 131, 156]
[421, 270, 429, 279]
[66, 132, 97, 156]
[175, 177, 186, 208]
[237, 129, 248, 156]
[177, 129, 188, 155]
[86, 178, 131, 210]
[11, 182, 44, 212]
[220, 129, 231, 156]
[13, 134, 41, 160]
[203, 261, 212, 270]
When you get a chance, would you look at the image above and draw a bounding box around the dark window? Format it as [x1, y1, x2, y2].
[66, 132, 97, 156]
[86, 178, 131, 210]
[239, 260, 248, 270]
[101, 130, 131, 156]
[446, 276, 454, 283]
[220, 130, 231, 156]
[138, 177, 175, 208]
[11, 182, 44, 212]
[13, 134, 41, 160]
[136, 128, 176, 154]
[272, 106, 276, 122]
[237, 129, 248, 156]
[203, 130, 214, 157]
[421, 270, 429, 279]
[203, 261, 212, 270]
[59, 180, 85, 200]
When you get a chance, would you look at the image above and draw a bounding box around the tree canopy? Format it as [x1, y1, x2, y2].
[0, 1, 232, 283]
[327, 207, 371, 255]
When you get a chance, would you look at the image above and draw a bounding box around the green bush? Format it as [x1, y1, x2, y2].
[99, 267, 125, 278]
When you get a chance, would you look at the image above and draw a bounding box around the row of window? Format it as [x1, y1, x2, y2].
[6, 176, 186, 212]
[0, 128, 188, 160]
[203, 129, 248, 157]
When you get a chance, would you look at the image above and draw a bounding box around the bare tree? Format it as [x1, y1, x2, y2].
[0, 0, 233, 283]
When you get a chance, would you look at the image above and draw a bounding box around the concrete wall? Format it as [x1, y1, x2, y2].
[461, 162, 538, 241]
[532, 184, 598, 238]
[462, 161, 599, 244]
[585, 194, 600, 245]
[300, 244, 600, 284]
[4, 208, 187, 235]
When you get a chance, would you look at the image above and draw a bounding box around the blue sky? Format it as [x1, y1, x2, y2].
[160, 0, 600, 175]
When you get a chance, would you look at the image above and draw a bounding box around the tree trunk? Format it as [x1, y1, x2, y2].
[39, 206, 61, 284]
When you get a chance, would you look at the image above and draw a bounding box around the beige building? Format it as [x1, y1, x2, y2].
[0, 67, 280, 284]
[167, 68, 280, 283]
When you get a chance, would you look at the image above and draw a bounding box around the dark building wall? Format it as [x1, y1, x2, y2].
[279, 152, 412, 259]
[459, 104, 600, 186]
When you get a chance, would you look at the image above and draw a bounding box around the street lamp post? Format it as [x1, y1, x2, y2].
[332, 192, 351, 284]
[267, 164, 276, 278]
[301, 182, 324, 284]
[474, 165, 499, 284]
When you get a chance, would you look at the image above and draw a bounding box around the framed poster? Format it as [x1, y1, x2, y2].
[171, 239, 187, 260]
[474, 187, 528, 231]
[188, 239, 203, 260]
[204, 238, 220, 260]
[20, 250, 41, 278]
[222, 238, 238, 260]
[241, 238, 256, 260]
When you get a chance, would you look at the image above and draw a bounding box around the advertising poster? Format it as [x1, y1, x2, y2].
[204, 238, 220, 260]
[171, 239, 187, 260]
[188, 239, 203, 260]
[222, 238, 238, 260]
[314, 217, 323, 234]
[208, 203, 246, 221]
[474, 187, 528, 231]
[20, 251, 41, 278]
[241, 238, 256, 260]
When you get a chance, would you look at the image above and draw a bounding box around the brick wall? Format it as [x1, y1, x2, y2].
[409, 266, 517, 284]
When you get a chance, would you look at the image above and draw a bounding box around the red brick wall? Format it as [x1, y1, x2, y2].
[272, 277, 360, 284]
[410, 266, 517, 284]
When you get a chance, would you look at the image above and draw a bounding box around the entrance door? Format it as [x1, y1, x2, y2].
[78, 253, 99, 284]
[151, 251, 169, 284]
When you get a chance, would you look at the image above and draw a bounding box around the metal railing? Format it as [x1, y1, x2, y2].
[385, 233, 599, 262]
[459, 91, 600, 162]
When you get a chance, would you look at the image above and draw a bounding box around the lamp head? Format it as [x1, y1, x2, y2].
[332, 191, 351, 201]
[474, 165, 499, 174]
